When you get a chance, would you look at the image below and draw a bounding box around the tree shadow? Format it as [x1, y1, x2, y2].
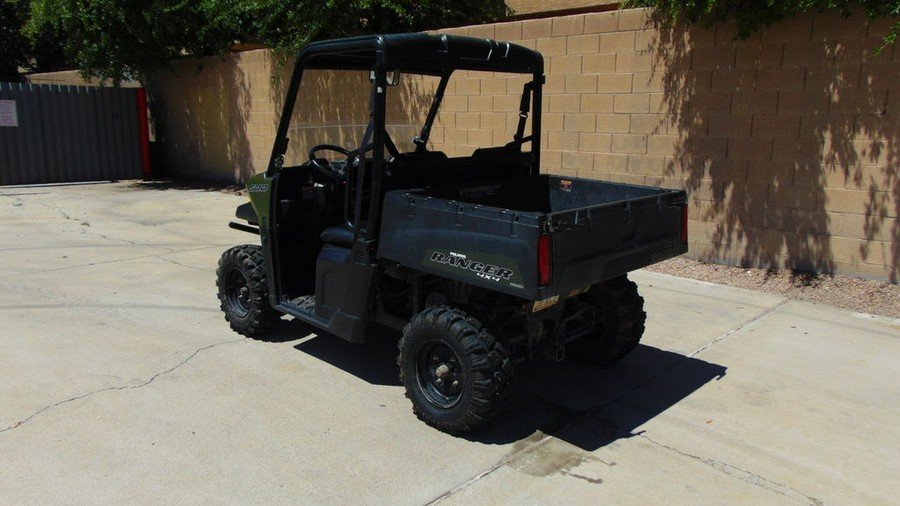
[644, 11, 897, 280]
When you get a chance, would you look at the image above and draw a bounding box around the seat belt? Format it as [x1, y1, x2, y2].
[350, 83, 377, 230]
[514, 82, 534, 144]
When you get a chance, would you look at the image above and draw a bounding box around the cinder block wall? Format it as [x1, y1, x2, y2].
[147, 50, 282, 181]
[147, 8, 898, 282]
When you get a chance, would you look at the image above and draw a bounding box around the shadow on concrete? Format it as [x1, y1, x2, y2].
[130, 179, 245, 194]
[282, 321, 726, 451]
[469, 345, 726, 451]
[292, 325, 403, 387]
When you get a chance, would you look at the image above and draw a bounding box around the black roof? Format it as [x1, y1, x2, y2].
[298, 33, 543, 75]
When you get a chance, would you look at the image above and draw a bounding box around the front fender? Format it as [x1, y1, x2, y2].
[246, 172, 276, 229]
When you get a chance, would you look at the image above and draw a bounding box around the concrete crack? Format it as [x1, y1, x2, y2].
[40, 202, 143, 245]
[0, 245, 228, 280]
[45, 203, 72, 221]
[154, 254, 210, 271]
[561, 470, 604, 484]
[426, 435, 555, 505]
[2, 194, 25, 204]
[638, 433, 824, 506]
[689, 299, 789, 358]
[1, 339, 242, 434]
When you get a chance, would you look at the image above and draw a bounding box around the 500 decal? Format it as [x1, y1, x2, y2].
[248, 183, 269, 193]
[429, 251, 514, 282]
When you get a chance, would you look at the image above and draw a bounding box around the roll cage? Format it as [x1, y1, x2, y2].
[266, 33, 545, 241]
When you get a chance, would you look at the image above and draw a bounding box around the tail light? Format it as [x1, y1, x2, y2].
[539, 233, 552, 286]
[681, 204, 689, 244]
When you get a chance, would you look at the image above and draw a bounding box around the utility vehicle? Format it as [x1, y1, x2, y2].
[217, 33, 688, 433]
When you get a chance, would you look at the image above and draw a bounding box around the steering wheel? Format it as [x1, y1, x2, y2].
[309, 144, 353, 181]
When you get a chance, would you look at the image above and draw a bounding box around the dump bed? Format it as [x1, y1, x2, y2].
[378, 175, 687, 301]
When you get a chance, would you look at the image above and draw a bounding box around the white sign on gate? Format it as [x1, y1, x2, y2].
[0, 100, 19, 127]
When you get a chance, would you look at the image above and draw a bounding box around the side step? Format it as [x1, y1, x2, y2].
[276, 295, 366, 343]
[277, 296, 324, 324]
[289, 295, 316, 314]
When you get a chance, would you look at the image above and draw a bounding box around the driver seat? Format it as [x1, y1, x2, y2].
[320, 223, 355, 248]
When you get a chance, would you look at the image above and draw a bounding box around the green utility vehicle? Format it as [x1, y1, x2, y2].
[217, 33, 688, 433]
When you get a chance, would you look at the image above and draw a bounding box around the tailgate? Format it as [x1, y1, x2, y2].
[548, 188, 687, 296]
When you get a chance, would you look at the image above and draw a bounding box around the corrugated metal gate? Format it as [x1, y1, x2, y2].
[0, 82, 150, 185]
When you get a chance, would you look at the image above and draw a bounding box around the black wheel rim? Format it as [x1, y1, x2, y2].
[415, 339, 464, 409]
[225, 269, 251, 318]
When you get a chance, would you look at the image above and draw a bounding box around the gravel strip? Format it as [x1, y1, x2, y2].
[645, 257, 900, 319]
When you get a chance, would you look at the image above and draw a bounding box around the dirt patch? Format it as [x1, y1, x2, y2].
[645, 257, 900, 319]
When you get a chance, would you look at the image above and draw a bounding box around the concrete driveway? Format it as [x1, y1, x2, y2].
[1, 182, 898, 505]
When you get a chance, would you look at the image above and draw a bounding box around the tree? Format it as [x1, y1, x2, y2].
[625, 0, 899, 50]
[1, 0, 73, 81]
[227, 0, 511, 51]
[23, 0, 509, 83]
[26, 1, 238, 83]
[0, 0, 30, 81]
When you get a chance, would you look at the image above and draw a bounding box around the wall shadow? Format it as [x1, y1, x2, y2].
[146, 54, 254, 182]
[129, 179, 245, 193]
[646, 12, 897, 280]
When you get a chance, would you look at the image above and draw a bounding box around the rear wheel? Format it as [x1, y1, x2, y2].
[563, 275, 646, 365]
[216, 245, 279, 337]
[398, 306, 514, 434]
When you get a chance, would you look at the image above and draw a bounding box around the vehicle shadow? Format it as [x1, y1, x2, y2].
[290, 322, 404, 387]
[470, 346, 727, 451]
[281, 319, 726, 452]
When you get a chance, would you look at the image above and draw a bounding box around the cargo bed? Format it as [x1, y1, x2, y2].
[378, 174, 687, 300]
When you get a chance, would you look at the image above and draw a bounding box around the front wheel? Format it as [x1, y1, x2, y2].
[398, 306, 514, 434]
[216, 245, 280, 337]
